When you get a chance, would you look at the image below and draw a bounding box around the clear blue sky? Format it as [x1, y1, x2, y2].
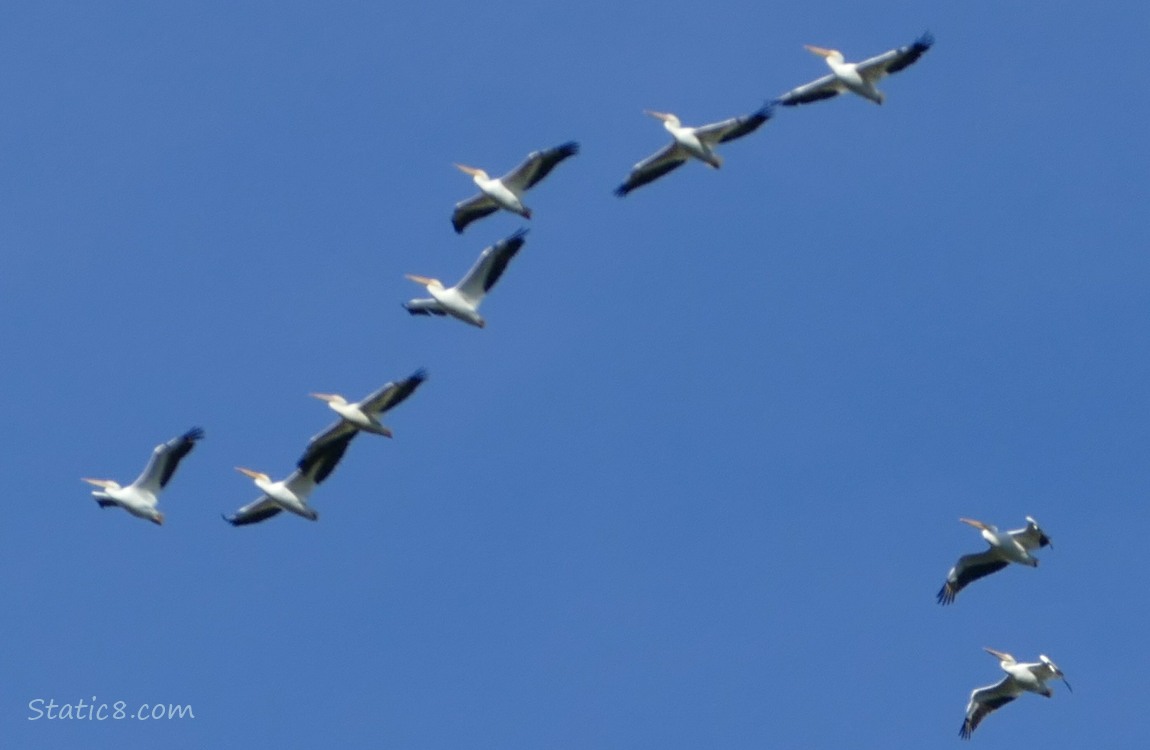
[3, 1, 1148, 747]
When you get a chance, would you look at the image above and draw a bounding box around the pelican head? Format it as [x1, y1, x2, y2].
[309, 392, 347, 406]
[804, 45, 844, 64]
[82, 478, 120, 490]
[235, 467, 270, 483]
[454, 163, 489, 181]
[405, 274, 444, 290]
[643, 110, 681, 128]
[1039, 655, 1072, 692]
[983, 647, 1016, 664]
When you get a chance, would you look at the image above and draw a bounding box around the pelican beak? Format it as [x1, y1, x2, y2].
[643, 110, 671, 121]
[309, 392, 336, 403]
[405, 274, 438, 286]
[959, 518, 988, 530]
[152, 512, 165, 526]
[380, 426, 394, 438]
[235, 467, 264, 481]
[804, 45, 836, 57]
[81, 478, 112, 488]
[454, 163, 482, 177]
[983, 647, 1011, 661]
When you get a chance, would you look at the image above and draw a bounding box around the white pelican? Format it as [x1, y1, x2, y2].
[775, 32, 933, 106]
[222, 433, 352, 526]
[615, 104, 772, 196]
[960, 648, 1071, 739]
[83, 427, 203, 525]
[451, 141, 579, 233]
[403, 229, 526, 328]
[937, 516, 1052, 605]
[301, 369, 427, 467]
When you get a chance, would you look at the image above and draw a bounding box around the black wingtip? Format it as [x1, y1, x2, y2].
[410, 367, 429, 383]
[614, 184, 630, 198]
[184, 427, 205, 442]
[917, 30, 935, 48]
[559, 140, 580, 156]
[221, 513, 237, 526]
[936, 584, 956, 606]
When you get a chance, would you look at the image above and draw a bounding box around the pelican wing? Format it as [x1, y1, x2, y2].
[131, 427, 204, 493]
[301, 420, 358, 468]
[960, 676, 1022, 739]
[223, 497, 283, 526]
[615, 142, 689, 196]
[456, 229, 527, 304]
[296, 430, 355, 485]
[775, 74, 845, 106]
[1010, 521, 1052, 551]
[451, 193, 500, 234]
[937, 549, 1009, 605]
[360, 369, 428, 416]
[403, 298, 448, 316]
[501, 141, 579, 193]
[693, 103, 773, 145]
[856, 32, 934, 81]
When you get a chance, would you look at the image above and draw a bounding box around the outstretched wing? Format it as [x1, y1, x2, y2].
[615, 142, 689, 196]
[937, 549, 1009, 605]
[775, 74, 845, 106]
[960, 676, 1021, 739]
[359, 369, 428, 417]
[456, 229, 528, 304]
[1009, 520, 1052, 552]
[132, 427, 204, 493]
[222, 497, 282, 526]
[297, 430, 356, 484]
[451, 193, 500, 234]
[694, 103, 773, 145]
[856, 32, 934, 81]
[403, 298, 448, 316]
[501, 141, 579, 192]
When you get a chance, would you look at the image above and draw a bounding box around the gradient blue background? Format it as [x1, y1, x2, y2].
[2, 1, 1147, 747]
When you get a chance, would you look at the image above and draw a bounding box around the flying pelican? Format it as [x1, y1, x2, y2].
[775, 32, 933, 106]
[937, 516, 1052, 605]
[83, 427, 203, 525]
[222, 433, 352, 526]
[301, 369, 427, 467]
[615, 104, 772, 196]
[960, 648, 1071, 739]
[452, 141, 579, 233]
[403, 229, 526, 328]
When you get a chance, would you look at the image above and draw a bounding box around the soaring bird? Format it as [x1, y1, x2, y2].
[83, 427, 203, 525]
[301, 369, 427, 467]
[615, 104, 772, 196]
[775, 32, 933, 106]
[223, 433, 352, 526]
[403, 229, 526, 328]
[937, 517, 1052, 605]
[451, 141, 579, 233]
[960, 648, 1070, 739]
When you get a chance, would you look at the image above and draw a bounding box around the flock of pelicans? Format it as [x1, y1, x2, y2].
[79, 31, 1075, 739]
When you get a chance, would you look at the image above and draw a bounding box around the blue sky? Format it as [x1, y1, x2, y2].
[3, 1, 1148, 747]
